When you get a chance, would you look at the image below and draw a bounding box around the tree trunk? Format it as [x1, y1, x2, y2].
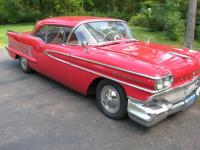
[184, 0, 197, 49]
[81, 0, 84, 11]
[39, 0, 45, 14]
[113, 0, 116, 13]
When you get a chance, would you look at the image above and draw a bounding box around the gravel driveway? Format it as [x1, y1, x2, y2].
[0, 48, 200, 150]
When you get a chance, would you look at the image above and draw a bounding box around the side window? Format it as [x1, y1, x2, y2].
[46, 26, 72, 45]
[35, 25, 47, 42]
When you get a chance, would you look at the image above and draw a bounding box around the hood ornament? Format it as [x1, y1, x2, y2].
[145, 36, 150, 45]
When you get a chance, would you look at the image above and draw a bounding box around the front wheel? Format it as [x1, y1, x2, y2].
[96, 79, 128, 120]
[19, 57, 32, 73]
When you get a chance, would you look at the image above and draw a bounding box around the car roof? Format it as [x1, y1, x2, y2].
[35, 16, 123, 31]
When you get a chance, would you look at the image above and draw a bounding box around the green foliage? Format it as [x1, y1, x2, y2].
[196, 25, 200, 40]
[54, 0, 81, 15]
[0, 0, 199, 41]
[164, 12, 185, 40]
[129, 14, 148, 27]
[132, 0, 186, 40]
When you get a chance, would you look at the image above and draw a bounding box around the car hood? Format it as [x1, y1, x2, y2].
[95, 41, 200, 84]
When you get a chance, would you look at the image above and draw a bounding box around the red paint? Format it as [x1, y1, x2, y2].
[6, 16, 200, 102]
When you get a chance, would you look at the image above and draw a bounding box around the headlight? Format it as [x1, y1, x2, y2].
[156, 79, 164, 90]
[163, 76, 172, 87]
[155, 75, 173, 91]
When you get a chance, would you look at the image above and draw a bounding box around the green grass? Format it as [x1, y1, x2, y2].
[0, 23, 34, 47]
[131, 26, 200, 50]
[0, 23, 200, 50]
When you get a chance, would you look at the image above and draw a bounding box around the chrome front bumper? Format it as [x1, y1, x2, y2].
[128, 84, 200, 127]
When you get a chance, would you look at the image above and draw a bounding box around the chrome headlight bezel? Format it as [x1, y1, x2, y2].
[155, 75, 173, 91]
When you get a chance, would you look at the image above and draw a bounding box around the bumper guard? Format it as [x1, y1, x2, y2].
[128, 85, 200, 127]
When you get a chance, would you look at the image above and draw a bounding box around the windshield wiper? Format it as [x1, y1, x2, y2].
[96, 41, 121, 47]
[122, 39, 139, 43]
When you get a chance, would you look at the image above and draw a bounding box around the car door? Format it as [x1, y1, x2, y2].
[34, 25, 72, 86]
[65, 24, 101, 94]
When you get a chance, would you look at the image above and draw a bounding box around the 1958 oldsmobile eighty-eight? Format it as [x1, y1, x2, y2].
[6, 16, 200, 127]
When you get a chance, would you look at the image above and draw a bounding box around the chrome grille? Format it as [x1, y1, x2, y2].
[155, 80, 197, 104]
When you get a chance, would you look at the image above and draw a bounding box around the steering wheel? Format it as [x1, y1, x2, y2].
[103, 31, 119, 41]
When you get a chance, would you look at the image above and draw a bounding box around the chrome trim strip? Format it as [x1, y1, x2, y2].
[44, 50, 162, 93]
[44, 50, 70, 65]
[70, 55, 169, 80]
[9, 38, 32, 49]
[8, 39, 33, 57]
[169, 52, 191, 59]
[44, 50, 71, 57]
[70, 63, 157, 93]
[43, 50, 200, 97]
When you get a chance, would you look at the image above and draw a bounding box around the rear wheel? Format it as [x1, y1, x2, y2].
[19, 57, 32, 73]
[96, 79, 128, 119]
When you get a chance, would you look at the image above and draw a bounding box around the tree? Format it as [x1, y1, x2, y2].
[184, 0, 197, 49]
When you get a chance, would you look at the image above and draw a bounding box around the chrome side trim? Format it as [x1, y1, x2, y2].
[43, 50, 200, 99]
[44, 50, 162, 94]
[43, 50, 200, 98]
[70, 55, 169, 80]
[44, 50, 70, 65]
[44, 50, 70, 57]
[70, 63, 158, 93]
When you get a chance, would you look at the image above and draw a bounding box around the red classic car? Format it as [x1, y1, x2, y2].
[6, 16, 200, 127]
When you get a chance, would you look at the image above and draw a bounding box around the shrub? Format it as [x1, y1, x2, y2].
[148, 5, 165, 31]
[164, 12, 185, 40]
[129, 14, 149, 27]
[136, 0, 185, 41]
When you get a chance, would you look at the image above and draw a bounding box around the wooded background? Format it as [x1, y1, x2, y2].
[0, 0, 200, 42]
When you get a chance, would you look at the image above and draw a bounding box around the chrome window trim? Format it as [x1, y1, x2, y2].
[44, 50, 172, 94]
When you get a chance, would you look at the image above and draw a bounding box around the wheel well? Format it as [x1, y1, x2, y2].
[87, 78, 105, 96]
[15, 55, 20, 59]
[87, 77, 126, 96]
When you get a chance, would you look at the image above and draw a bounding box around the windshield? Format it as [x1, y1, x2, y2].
[68, 21, 134, 45]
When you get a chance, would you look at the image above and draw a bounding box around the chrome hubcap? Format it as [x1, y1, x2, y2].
[100, 86, 120, 113]
[20, 57, 28, 70]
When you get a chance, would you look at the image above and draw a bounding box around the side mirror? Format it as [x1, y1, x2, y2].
[81, 41, 89, 52]
[81, 41, 88, 47]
